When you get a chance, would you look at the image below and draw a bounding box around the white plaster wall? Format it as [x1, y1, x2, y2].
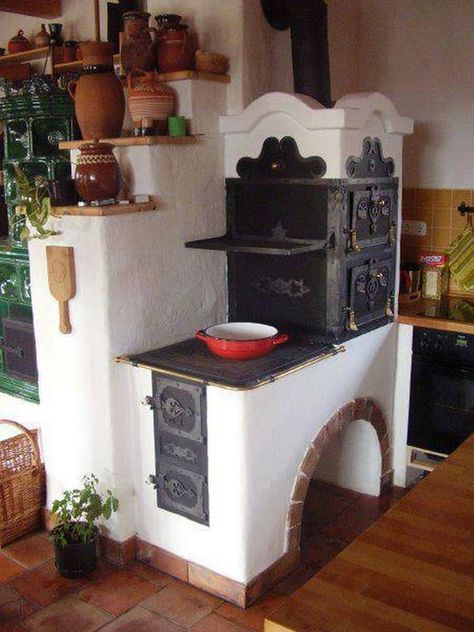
[27, 79, 227, 540]
[124, 325, 396, 583]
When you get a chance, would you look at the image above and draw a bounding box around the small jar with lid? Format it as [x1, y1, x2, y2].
[419, 252, 449, 300]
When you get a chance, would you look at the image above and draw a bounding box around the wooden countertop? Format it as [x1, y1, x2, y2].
[266, 433, 474, 631]
[398, 296, 474, 334]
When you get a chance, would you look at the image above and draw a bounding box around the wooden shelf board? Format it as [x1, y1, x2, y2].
[156, 70, 230, 84]
[58, 135, 198, 150]
[0, 47, 50, 65]
[51, 199, 158, 217]
[54, 54, 120, 72]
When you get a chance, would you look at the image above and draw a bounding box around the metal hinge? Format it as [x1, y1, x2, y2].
[346, 308, 359, 332]
[148, 474, 164, 490]
[348, 228, 361, 252]
[141, 395, 156, 410]
[385, 296, 394, 318]
[389, 221, 396, 245]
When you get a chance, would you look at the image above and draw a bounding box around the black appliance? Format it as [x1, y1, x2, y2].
[408, 327, 474, 457]
[186, 136, 398, 343]
[0, 318, 38, 382]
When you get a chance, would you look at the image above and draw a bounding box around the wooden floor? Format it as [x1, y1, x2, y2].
[266, 435, 474, 631]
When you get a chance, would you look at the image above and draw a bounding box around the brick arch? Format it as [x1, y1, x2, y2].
[285, 398, 391, 552]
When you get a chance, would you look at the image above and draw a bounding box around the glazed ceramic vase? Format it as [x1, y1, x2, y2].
[156, 15, 194, 73]
[127, 70, 175, 132]
[74, 142, 122, 203]
[68, 42, 125, 140]
[8, 30, 32, 54]
[121, 11, 157, 73]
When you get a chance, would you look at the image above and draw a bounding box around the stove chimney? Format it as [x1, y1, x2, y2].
[261, 0, 331, 107]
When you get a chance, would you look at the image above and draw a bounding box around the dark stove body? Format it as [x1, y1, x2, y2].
[187, 136, 399, 343]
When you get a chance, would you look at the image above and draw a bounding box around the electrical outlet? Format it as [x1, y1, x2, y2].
[402, 220, 427, 237]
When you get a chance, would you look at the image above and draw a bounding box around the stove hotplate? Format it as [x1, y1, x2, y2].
[415, 297, 474, 323]
[124, 337, 337, 389]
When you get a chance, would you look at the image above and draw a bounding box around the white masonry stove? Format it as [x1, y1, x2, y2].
[120, 91, 414, 606]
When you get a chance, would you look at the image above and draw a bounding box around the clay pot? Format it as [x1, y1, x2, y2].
[157, 24, 194, 73]
[74, 142, 122, 203]
[63, 41, 78, 63]
[127, 70, 175, 132]
[34, 24, 50, 48]
[121, 11, 158, 73]
[8, 30, 32, 54]
[155, 14, 182, 30]
[68, 42, 125, 140]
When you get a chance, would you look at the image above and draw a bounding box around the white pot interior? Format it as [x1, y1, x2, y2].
[205, 322, 278, 341]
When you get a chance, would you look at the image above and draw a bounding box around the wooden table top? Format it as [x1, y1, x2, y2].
[266, 434, 474, 631]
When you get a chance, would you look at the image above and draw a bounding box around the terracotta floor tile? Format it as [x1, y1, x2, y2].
[300, 531, 346, 569]
[0, 622, 27, 631]
[320, 502, 380, 543]
[100, 605, 185, 631]
[78, 568, 159, 616]
[1, 533, 54, 570]
[0, 554, 26, 583]
[22, 595, 111, 632]
[216, 593, 289, 631]
[0, 584, 22, 621]
[143, 582, 222, 628]
[9, 561, 87, 607]
[130, 561, 174, 588]
[302, 480, 358, 529]
[190, 612, 249, 631]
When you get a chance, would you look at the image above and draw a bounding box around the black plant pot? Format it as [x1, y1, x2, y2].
[53, 525, 98, 578]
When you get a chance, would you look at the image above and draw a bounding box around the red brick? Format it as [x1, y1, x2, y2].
[300, 445, 319, 477]
[311, 426, 329, 456]
[353, 398, 369, 421]
[287, 502, 304, 528]
[286, 525, 302, 552]
[291, 472, 310, 503]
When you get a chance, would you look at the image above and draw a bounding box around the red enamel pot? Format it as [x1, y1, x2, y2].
[195, 322, 289, 360]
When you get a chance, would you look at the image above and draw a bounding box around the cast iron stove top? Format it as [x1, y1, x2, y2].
[123, 336, 338, 390]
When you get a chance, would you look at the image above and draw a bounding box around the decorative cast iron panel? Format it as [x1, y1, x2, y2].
[152, 463, 209, 525]
[150, 375, 209, 526]
[347, 256, 394, 330]
[236, 136, 326, 179]
[347, 184, 398, 251]
[346, 137, 395, 179]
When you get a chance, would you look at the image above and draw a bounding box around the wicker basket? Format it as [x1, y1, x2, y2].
[0, 420, 46, 547]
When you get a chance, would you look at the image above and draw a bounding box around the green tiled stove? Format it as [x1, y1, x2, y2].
[0, 81, 75, 401]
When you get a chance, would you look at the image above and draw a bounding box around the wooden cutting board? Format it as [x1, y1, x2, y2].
[46, 246, 76, 334]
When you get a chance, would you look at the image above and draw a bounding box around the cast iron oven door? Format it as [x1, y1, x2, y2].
[347, 257, 393, 331]
[347, 184, 397, 253]
[0, 318, 38, 382]
[149, 376, 209, 526]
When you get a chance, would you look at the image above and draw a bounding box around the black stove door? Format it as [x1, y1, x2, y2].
[348, 184, 397, 252]
[347, 256, 393, 332]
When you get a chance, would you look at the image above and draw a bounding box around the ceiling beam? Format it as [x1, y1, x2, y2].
[0, 0, 62, 19]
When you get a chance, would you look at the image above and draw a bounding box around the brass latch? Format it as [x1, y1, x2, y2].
[346, 308, 359, 332]
[385, 297, 394, 318]
[349, 229, 361, 252]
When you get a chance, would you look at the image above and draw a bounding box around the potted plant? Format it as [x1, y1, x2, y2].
[50, 474, 119, 578]
[12, 164, 59, 241]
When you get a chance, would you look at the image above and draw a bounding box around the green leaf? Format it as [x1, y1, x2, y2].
[19, 226, 30, 241]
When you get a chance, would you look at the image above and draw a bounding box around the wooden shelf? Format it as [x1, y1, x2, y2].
[0, 0, 62, 19]
[51, 199, 158, 217]
[54, 54, 120, 72]
[0, 47, 50, 65]
[156, 70, 230, 84]
[58, 135, 199, 150]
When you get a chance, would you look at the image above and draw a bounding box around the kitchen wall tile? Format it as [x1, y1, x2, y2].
[432, 189, 452, 208]
[432, 227, 451, 249]
[402, 188, 416, 208]
[432, 208, 451, 229]
[415, 189, 434, 208]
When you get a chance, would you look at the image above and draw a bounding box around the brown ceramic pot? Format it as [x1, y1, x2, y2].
[157, 24, 194, 73]
[68, 42, 125, 140]
[127, 70, 175, 131]
[74, 142, 122, 203]
[8, 30, 32, 54]
[34, 24, 50, 48]
[121, 11, 157, 73]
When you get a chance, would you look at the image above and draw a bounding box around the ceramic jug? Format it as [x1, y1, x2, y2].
[74, 142, 122, 203]
[121, 11, 158, 73]
[8, 30, 32, 54]
[156, 19, 194, 73]
[68, 42, 125, 140]
[34, 24, 50, 48]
